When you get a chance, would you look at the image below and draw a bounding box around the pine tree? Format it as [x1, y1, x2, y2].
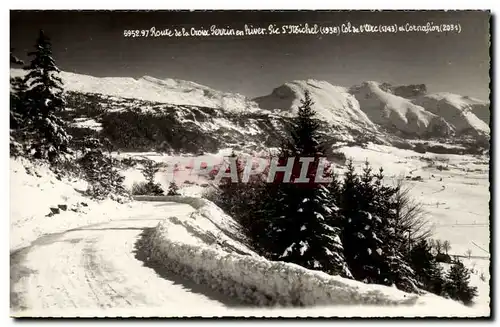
[373, 168, 418, 292]
[442, 240, 451, 255]
[265, 91, 351, 278]
[212, 150, 271, 253]
[339, 160, 384, 283]
[409, 239, 445, 295]
[140, 160, 165, 195]
[340, 161, 418, 291]
[23, 30, 70, 162]
[167, 181, 180, 196]
[78, 138, 126, 199]
[10, 49, 28, 150]
[217, 150, 245, 213]
[444, 259, 478, 305]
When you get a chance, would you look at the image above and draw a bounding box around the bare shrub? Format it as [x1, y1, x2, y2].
[394, 178, 433, 246]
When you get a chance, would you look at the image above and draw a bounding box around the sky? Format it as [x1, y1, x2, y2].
[10, 10, 491, 100]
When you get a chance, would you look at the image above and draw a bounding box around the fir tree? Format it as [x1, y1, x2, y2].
[372, 167, 418, 292]
[78, 138, 126, 199]
[444, 259, 478, 305]
[167, 181, 180, 196]
[211, 150, 270, 253]
[23, 30, 70, 162]
[217, 150, 245, 213]
[340, 161, 418, 291]
[265, 91, 351, 278]
[10, 49, 28, 135]
[339, 160, 383, 283]
[409, 239, 446, 295]
[442, 240, 451, 255]
[140, 160, 165, 195]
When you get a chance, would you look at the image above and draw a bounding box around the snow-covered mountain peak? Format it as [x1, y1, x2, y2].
[412, 92, 490, 133]
[11, 68, 258, 112]
[254, 79, 376, 132]
[138, 75, 215, 92]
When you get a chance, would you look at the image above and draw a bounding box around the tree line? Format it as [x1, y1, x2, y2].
[206, 92, 478, 305]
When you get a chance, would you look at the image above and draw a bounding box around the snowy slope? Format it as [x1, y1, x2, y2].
[412, 93, 490, 135]
[10, 158, 127, 251]
[349, 82, 453, 137]
[254, 80, 377, 131]
[10, 68, 258, 112]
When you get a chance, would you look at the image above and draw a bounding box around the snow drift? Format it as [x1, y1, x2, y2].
[134, 195, 255, 256]
[143, 222, 418, 307]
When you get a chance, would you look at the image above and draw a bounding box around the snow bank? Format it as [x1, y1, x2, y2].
[134, 195, 248, 246]
[143, 220, 419, 307]
[137, 196, 423, 307]
[10, 158, 127, 251]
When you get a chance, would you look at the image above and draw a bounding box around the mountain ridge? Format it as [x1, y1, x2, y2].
[10, 68, 490, 155]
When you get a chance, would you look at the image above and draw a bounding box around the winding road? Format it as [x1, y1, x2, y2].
[10, 202, 242, 317]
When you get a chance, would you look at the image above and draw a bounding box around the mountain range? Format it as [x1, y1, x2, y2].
[10, 68, 490, 155]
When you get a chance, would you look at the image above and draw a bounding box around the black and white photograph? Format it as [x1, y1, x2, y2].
[9, 10, 491, 318]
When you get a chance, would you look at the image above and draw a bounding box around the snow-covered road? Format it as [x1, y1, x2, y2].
[10, 202, 243, 317]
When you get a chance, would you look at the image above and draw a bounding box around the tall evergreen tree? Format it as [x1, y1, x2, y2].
[264, 91, 351, 278]
[339, 161, 418, 291]
[140, 160, 165, 195]
[10, 49, 27, 132]
[78, 138, 126, 199]
[217, 150, 245, 212]
[213, 150, 271, 253]
[409, 239, 446, 295]
[339, 160, 384, 282]
[23, 30, 70, 162]
[444, 259, 478, 305]
[372, 168, 418, 292]
[167, 181, 180, 196]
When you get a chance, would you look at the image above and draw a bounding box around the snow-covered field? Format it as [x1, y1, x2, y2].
[340, 144, 490, 258]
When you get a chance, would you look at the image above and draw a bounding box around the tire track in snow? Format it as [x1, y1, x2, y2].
[10, 202, 237, 316]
